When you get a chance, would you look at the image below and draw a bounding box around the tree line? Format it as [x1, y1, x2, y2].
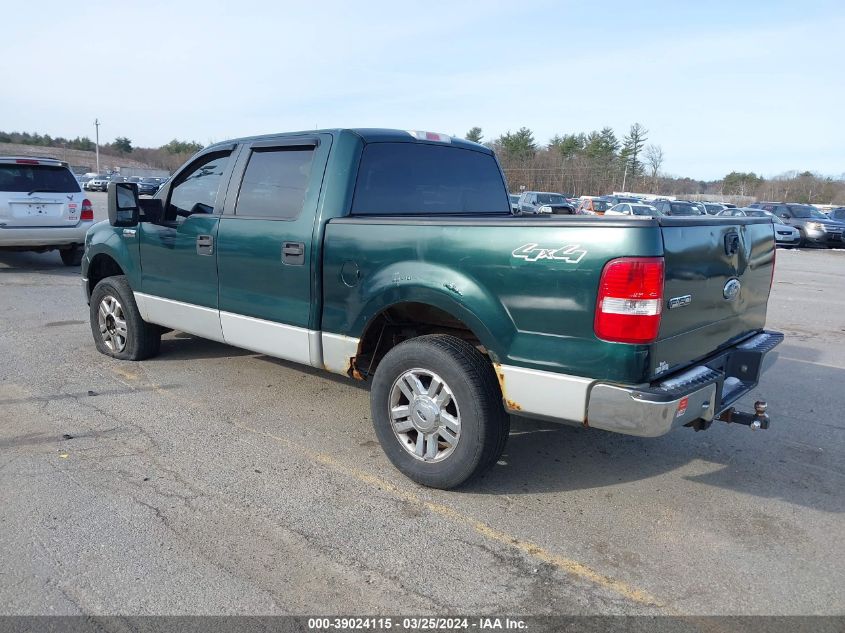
[465, 126, 845, 205]
[0, 130, 204, 172]
[3, 127, 842, 203]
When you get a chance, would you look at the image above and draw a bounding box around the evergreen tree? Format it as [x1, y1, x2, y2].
[465, 127, 483, 143]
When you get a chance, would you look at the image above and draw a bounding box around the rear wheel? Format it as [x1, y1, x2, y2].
[89, 275, 161, 361]
[60, 245, 84, 267]
[370, 335, 509, 489]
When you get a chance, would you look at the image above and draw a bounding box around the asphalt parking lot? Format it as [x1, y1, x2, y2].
[1, 193, 843, 616]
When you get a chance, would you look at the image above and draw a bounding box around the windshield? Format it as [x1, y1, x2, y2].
[0, 163, 81, 193]
[669, 202, 704, 216]
[509, 195, 519, 203]
[789, 205, 827, 219]
[352, 143, 510, 215]
[537, 194, 567, 204]
[593, 200, 611, 211]
[631, 205, 658, 216]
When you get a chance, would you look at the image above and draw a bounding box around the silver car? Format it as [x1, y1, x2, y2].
[0, 156, 95, 265]
[605, 203, 661, 217]
[718, 207, 800, 247]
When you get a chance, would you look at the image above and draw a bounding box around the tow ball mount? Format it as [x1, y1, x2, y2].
[718, 401, 770, 430]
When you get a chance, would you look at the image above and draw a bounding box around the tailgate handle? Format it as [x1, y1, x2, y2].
[724, 232, 740, 255]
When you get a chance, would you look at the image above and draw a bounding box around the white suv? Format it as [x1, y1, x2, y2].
[0, 157, 95, 266]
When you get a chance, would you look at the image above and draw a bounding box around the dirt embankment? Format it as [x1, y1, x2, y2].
[0, 143, 154, 173]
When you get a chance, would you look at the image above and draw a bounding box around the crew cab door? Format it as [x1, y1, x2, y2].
[136, 148, 237, 342]
[216, 135, 331, 364]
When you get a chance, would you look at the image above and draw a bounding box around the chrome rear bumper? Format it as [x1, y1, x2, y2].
[586, 330, 783, 437]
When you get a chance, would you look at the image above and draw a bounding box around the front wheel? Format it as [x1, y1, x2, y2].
[370, 335, 509, 489]
[89, 275, 161, 361]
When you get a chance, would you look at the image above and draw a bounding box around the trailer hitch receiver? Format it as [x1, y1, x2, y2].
[717, 400, 770, 430]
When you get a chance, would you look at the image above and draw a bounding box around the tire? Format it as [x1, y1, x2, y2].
[370, 334, 510, 489]
[796, 229, 807, 248]
[89, 275, 161, 361]
[59, 245, 84, 267]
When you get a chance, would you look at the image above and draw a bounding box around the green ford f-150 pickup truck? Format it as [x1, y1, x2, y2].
[82, 128, 782, 489]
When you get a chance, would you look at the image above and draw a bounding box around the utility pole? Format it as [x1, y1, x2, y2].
[621, 159, 629, 193]
[94, 118, 100, 174]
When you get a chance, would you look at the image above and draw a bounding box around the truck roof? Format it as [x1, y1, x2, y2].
[207, 128, 492, 155]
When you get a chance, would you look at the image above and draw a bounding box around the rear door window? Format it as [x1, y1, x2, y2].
[0, 163, 80, 193]
[352, 143, 509, 215]
[235, 148, 315, 219]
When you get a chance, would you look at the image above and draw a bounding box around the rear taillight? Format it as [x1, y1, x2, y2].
[81, 199, 94, 221]
[594, 257, 665, 344]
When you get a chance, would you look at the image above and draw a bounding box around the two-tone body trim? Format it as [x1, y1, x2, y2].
[135, 292, 224, 343]
[132, 292, 358, 372]
[495, 364, 594, 422]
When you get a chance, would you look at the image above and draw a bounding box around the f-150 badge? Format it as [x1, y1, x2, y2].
[512, 243, 587, 264]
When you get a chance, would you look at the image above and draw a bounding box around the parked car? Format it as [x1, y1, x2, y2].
[603, 195, 641, 206]
[718, 208, 800, 247]
[84, 175, 105, 191]
[651, 200, 705, 216]
[0, 156, 95, 265]
[605, 203, 661, 217]
[700, 202, 727, 215]
[81, 127, 782, 489]
[138, 177, 165, 196]
[748, 202, 843, 247]
[509, 194, 520, 213]
[826, 207, 845, 222]
[516, 191, 575, 214]
[575, 197, 612, 215]
[86, 175, 111, 192]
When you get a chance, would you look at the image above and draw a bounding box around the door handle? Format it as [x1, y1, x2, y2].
[282, 241, 305, 265]
[196, 234, 214, 256]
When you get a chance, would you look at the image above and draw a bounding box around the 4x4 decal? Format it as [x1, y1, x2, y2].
[511, 243, 587, 264]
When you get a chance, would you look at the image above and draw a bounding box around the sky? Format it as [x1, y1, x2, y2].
[1, 0, 842, 180]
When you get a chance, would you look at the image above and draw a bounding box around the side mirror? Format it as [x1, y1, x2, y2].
[108, 182, 140, 227]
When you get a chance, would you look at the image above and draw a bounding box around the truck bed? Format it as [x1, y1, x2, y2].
[321, 214, 776, 386]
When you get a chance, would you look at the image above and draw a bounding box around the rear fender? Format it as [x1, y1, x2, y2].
[348, 262, 515, 362]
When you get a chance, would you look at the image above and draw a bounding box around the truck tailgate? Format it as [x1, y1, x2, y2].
[652, 217, 776, 377]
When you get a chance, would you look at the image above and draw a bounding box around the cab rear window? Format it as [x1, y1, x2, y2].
[0, 164, 81, 193]
[351, 143, 510, 215]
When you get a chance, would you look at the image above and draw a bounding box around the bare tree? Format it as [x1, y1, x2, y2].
[644, 144, 664, 192]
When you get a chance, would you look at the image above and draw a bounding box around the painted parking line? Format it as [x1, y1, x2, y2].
[780, 357, 845, 371]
